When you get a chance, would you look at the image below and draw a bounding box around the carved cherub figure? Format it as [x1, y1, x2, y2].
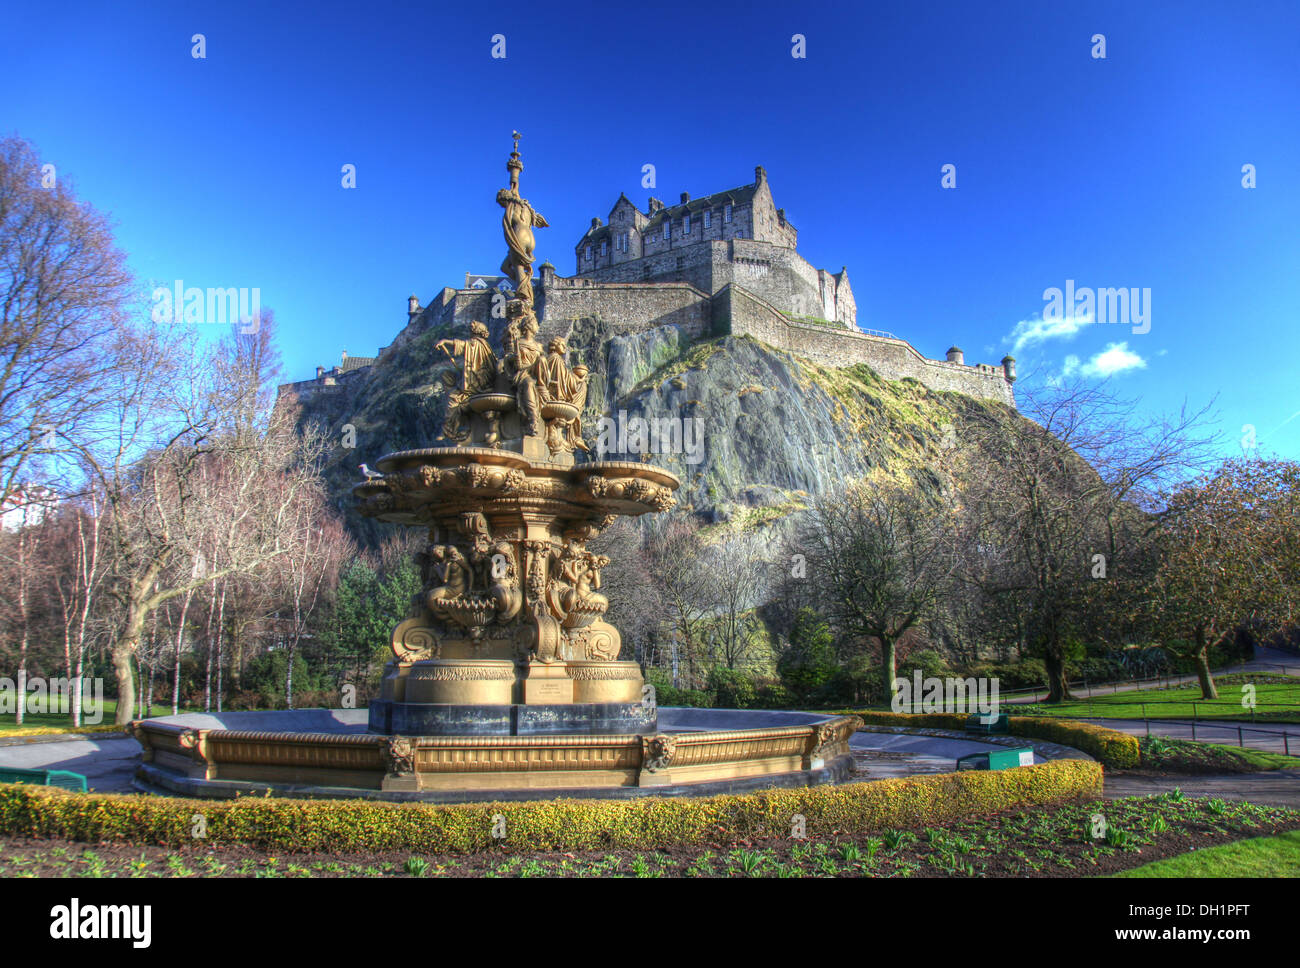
[425, 545, 471, 616]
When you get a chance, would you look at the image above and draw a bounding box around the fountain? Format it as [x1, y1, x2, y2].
[130, 135, 861, 800]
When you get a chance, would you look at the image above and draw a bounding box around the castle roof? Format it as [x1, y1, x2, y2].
[576, 223, 613, 246]
[576, 175, 764, 246]
[339, 354, 376, 372]
[643, 181, 758, 231]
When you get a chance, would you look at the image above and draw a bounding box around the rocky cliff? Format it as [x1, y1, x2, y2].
[285, 313, 1020, 545]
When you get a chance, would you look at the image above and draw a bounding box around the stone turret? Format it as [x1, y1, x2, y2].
[1002, 355, 1017, 383]
[946, 346, 964, 365]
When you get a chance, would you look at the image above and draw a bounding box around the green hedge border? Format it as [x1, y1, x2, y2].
[840, 711, 1141, 769]
[0, 758, 1101, 853]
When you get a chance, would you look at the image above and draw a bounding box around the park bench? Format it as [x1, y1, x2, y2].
[964, 712, 1009, 734]
[0, 767, 88, 792]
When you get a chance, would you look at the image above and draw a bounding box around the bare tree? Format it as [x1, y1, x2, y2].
[644, 518, 716, 688]
[273, 500, 348, 709]
[800, 475, 959, 704]
[957, 379, 1216, 702]
[0, 499, 55, 724]
[701, 530, 771, 671]
[589, 518, 663, 666]
[48, 488, 107, 725]
[0, 136, 134, 506]
[75, 316, 330, 724]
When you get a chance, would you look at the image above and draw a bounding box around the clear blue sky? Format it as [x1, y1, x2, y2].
[4, 1, 1298, 458]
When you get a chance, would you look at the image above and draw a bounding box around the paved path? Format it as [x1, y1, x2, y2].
[0, 735, 141, 793]
[1103, 771, 1300, 809]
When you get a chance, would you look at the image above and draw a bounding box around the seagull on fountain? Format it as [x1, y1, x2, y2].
[359, 463, 384, 481]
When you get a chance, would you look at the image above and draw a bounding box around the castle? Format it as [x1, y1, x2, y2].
[281, 167, 1017, 408]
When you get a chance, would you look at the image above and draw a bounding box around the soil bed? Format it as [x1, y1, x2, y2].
[0, 794, 1293, 878]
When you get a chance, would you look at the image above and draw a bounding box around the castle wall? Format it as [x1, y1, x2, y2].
[715, 238, 829, 322]
[749, 176, 798, 247]
[572, 238, 843, 327]
[721, 285, 1016, 407]
[537, 279, 713, 341]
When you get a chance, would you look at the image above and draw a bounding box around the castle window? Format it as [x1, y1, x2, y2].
[724, 203, 732, 223]
[585, 245, 592, 261]
[683, 213, 691, 235]
[600, 240, 607, 258]
[663, 221, 670, 241]
[704, 210, 711, 229]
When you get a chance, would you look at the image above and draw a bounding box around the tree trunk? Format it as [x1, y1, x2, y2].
[879, 634, 898, 708]
[72, 655, 84, 729]
[171, 591, 192, 715]
[1043, 642, 1076, 703]
[285, 636, 295, 710]
[1194, 626, 1219, 700]
[111, 608, 148, 726]
[214, 585, 227, 713]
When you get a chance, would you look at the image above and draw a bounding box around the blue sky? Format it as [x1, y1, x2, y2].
[3, 0, 1298, 458]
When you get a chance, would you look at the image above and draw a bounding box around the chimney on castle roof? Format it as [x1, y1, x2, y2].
[755, 165, 767, 186]
[591, 217, 602, 228]
[648, 198, 664, 214]
[680, 192, 690, 204]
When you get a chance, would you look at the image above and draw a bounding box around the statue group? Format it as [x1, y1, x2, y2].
[437, 131, 589, 459]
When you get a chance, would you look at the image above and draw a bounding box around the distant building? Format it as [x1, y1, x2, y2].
[278, 349, 380, 399]
[1, 484, 58, 532]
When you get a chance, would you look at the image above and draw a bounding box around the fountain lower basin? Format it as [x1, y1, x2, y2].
[130, 709, 862, 801]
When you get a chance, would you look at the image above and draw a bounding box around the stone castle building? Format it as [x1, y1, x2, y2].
[281, 167, 1017, 407]
[572, 166, 856, 330]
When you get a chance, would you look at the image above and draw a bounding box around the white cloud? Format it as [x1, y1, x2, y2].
[1081, 342, 1146, 378]
[1048, 344, 1147, 383]
[1005, 312, 1094, 353]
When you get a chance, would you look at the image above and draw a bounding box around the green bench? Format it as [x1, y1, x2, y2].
[955, 747, 1035, 771]
[0, 767, 88, 792]
[964, 712, 1009, 734]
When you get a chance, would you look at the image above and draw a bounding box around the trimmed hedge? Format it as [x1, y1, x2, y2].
[842, 711, 1141, 769]
[0, 758, 1102, 853]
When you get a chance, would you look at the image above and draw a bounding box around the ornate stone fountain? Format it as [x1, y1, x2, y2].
[130, 136, 861, 799]
[355, 133, 678, 738]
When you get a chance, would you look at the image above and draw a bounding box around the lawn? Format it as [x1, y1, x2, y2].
[1135, 736, 1300, 773]
[1114, 830, 1300, 877]
[0, 700, 172, 736]
[1012, 675, 1300, 723]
